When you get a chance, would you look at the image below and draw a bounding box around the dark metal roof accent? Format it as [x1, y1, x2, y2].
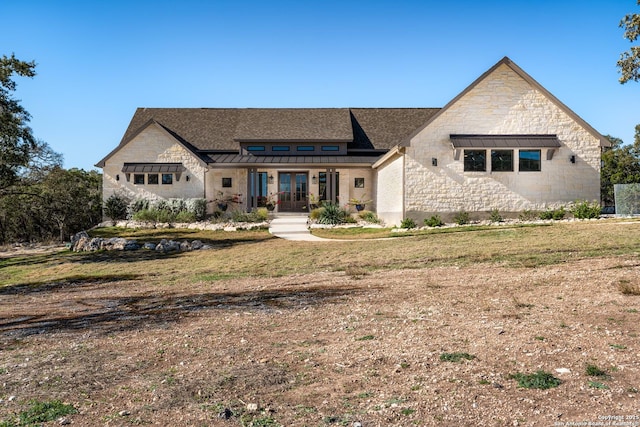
[121, 163, 186, 173]
[450, 135, 561, 148]
[208, 154, 380, 166]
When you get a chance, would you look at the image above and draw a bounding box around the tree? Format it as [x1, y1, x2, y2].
[0, 53, 38, 193]
[601, 129, 640, 206]
[618, 1, 640, 84]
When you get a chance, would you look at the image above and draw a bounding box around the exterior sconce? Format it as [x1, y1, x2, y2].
[116, 174, 120, 181]
[186, 175, 190, 182]
[570, 155, 576, 164]
[268, 174, 274, 184]
[432, 158, 438, 167]
[312, 174, 317, 184]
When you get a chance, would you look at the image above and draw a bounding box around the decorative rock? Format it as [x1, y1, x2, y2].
[191, 240, 204, 250]
[180, 241, 192, 251]
[143, 242, 156, 250]
[246, 403, 258, 412]
[555, 368, 571, 375]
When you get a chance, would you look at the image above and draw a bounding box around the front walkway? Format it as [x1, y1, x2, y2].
[268, 216, 330, 241]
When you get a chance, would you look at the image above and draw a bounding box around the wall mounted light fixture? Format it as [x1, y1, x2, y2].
[116, 174, 120, 181]
[312, 174, 317, 184]
[268, 174, 274, 184]
[186, 175, 190, 182]
[432, 158, 438, 167]
[570, 155, 576, 164]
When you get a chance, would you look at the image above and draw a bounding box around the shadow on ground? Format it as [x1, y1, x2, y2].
[0, 284, 366, 338]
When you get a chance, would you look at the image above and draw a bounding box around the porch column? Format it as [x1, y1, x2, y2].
[326, 168, 337, 204]
[248, 168, 258, 212]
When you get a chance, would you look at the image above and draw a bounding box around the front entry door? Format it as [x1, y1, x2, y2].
[278, 172, 308, 212]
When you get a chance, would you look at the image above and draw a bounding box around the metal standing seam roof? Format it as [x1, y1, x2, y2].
[121, 163, 186, 173]
[449, 135, 561, 148]
[208, 154, 381, 165]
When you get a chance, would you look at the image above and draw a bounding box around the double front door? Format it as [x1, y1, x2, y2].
[278, 172, 308, 212]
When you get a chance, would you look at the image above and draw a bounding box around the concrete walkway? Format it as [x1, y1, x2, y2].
[268, 216, 330, 241]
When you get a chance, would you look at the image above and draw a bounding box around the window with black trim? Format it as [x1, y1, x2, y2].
[134, 174, 145, 184]
[162, 173, 173, 185]
[464, 150, 486, 172]
[319, 172, 339, 200]
[272, 146, 290, 152]
[222, 177, 232, 187]
[354, 178, 365, 188]
[247, 146, 265, 152]
[491, 150, 514, 172]
[321, 146, 340, 152]
[297, 146, 315, 152]
[519, 150, 541, 172]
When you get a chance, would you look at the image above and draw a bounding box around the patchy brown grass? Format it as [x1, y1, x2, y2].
[1, 221, 640, 426]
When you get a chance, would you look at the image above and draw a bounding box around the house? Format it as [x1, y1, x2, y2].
[96, 57, 609, 225]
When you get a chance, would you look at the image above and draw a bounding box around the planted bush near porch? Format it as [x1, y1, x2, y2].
[122, 197, 207, 223]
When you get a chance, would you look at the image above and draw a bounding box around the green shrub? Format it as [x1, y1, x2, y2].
[424, 215, 444, 227]
[571, 200, 601, 219]
[317, 202, 349, 225]
[540, 207, 565, 220]
[4, 400, 78, 426]
[489, 209, 503, 223]
[175, 211, 196, 223]
[128, 198, 150, 218]
[103, 193, 129, 221]
[586, 364, 608, 377]
[518, 209, 537, 221]
[509, 370, 561, 389]
[309, 207, 324, 220]
[358, 210, 380, 224]
[453, 211, 470, 225]
[400, 217, 417, 229]
[254, 207, 269, 221]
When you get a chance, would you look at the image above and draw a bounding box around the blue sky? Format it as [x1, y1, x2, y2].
[1, 0, 638, 171]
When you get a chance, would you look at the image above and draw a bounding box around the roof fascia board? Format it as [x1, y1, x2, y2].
[399, 57, 610, 148]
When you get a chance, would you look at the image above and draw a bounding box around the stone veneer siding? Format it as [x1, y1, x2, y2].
[404, 64, 601, 220]
[102, 125, 207, 203]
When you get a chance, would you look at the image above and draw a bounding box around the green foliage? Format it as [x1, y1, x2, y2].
[358, 210, 380, 224]
[400, 217, 417, 229]
[453, 211, 470, 225]
[424, 215, 444, 227]
[489, 209, 503, 223]
[439, 352, 476, 363]
[540, 207, 565, 220]
[570, 201, 601, 219]
[103, 193, 129, 221]
[175, 210, 196, 223]
[588, 380, 609, 390]
[518, 209, 537, 221]
[316, 202, 349, 225]
[509, 370, 561, 389]
[1, 399, 77, 427]
[617, 4, 640, 84]
[601, 133, 640, 206]
[309, 207, 324, 220]
[127, 198, 208, 224]
[586, 364, 608, 377]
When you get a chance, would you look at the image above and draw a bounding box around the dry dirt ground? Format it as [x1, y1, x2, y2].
[1, 255, 640, 426]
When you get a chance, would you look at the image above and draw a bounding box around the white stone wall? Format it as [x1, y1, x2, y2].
[405, 64, 602, 219]
[375, 154, 404, 226]
[102, 125, 207, 203]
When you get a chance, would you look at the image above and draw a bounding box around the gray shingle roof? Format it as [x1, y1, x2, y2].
[116, 107, 441, 154]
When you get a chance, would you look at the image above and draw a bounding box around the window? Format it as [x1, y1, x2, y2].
[134, 174, 145, 184]
[491, 150, 514, 172]
[321, 145, 340, 152]
[222, 177, 232, 187]
[162, 173, 173, 184]
[464, 150, 486, 172]
[319, 172, 339, 200]
[252, 172, 268, 207]
[272, 146, 290, 152]
[148, 174, 159, 184]
[354, 178, 365, 188]
[519, 150, 542, 172]
[297, 146, 315, 152]
[247, 146, 265, 152]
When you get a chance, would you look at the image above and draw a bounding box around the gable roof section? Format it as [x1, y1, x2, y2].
[400, 57, 610, 148]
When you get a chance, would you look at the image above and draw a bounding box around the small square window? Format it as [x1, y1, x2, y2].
[272, 146, 290, 152]
[354, 178, 365, 188]
[464, 150, 486, 172]
[222, 177, 232, 188]
[148, 174, 159, 184]
[134, 174, 145, 184]
[162, 173, 173, 185]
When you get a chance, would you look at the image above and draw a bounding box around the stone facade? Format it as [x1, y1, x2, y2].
[402, 63, 602, 223]
[102, 124, 207, 202]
